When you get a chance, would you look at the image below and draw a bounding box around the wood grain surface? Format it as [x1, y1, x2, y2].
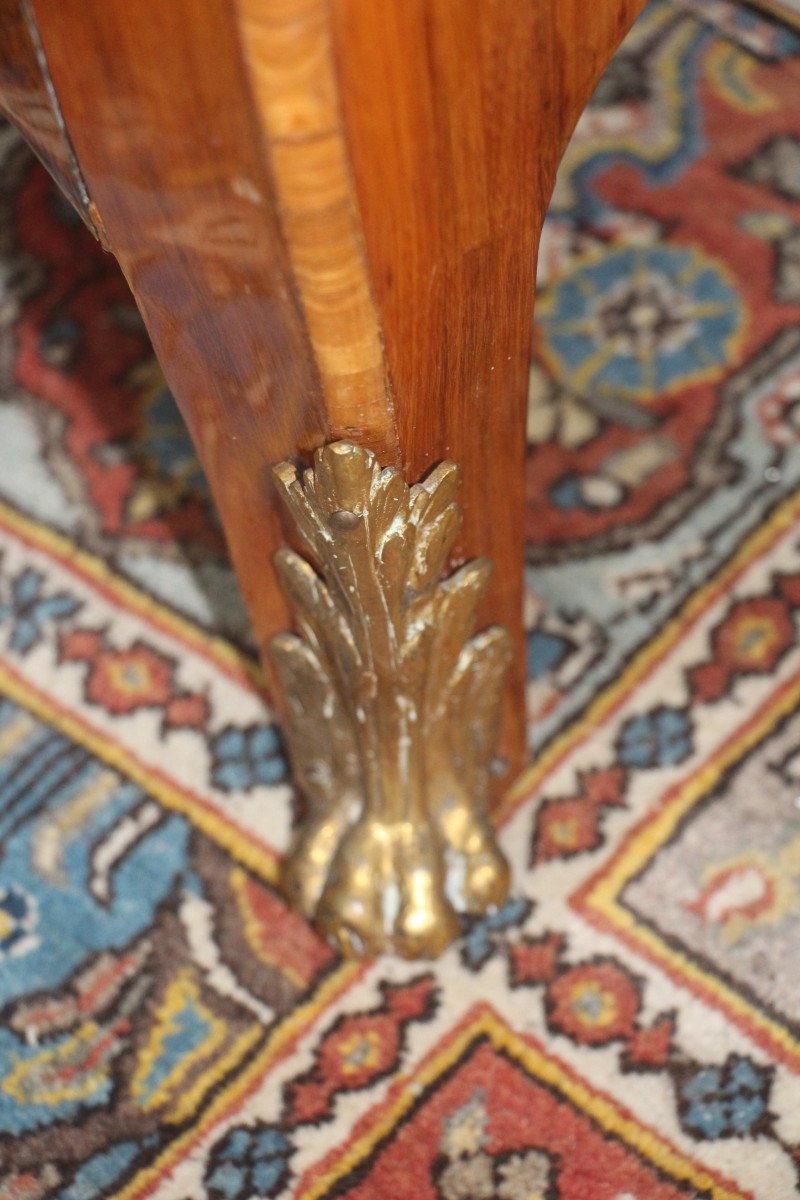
[1, 0, 645, 779]
[0, 0, 91, 222]
[24, 0, 333, 680]
[238, 0, 399, 462]
[329, 0, 646, 767]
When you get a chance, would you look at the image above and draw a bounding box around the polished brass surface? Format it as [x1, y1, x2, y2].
[270, 441, 512, 959]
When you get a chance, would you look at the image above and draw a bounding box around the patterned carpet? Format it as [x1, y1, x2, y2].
[2, 1, 800, 1196]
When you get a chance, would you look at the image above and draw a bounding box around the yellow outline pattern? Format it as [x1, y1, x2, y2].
[744, 0, 800, 32]
[297, 1006, 749, 1200]
[0, 655, 280, 882]
[706, 41, 778, 113]
[536, 242, 748, 403]
[2, 418, 800, 837]
[131, 969, 229, 1119]
[0, 497, 266, 689]
[0, 347, 796, 1195]
[108, 963, 363, 1200]
[547, 7, 700, 211]
[0, 503, 369, 1200]
[504, 486, 800, 820]
[582, 669, 800, 1064]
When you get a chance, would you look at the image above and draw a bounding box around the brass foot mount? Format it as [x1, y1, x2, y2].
[270, 441, 512, 960]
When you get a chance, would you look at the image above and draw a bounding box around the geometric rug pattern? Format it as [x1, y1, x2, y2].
[2, 1, 800, 1195]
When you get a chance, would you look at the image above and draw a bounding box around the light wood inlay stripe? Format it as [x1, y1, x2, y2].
[237, 0, 399, 464]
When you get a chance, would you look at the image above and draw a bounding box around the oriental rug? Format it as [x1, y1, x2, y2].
[1, 1, 800, 1197]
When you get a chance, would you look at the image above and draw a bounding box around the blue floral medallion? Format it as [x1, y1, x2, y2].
[537, 244, 745, 400]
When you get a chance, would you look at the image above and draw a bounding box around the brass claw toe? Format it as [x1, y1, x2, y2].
[314, 820, 461, 960]
[270, 441, 513, 960]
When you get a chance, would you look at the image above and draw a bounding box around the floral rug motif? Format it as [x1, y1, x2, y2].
[2, 1, 800, 1197]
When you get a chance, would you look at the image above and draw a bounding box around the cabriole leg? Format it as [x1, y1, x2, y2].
[2, 0, 646, 958]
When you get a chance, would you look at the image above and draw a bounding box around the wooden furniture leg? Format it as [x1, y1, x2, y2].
[0, 0, 644, 957]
